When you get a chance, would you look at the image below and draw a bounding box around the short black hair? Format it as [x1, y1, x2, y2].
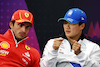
[9, 20, 15, 29]
[79, 22, 85, 31]
[79, 22, 84, 25]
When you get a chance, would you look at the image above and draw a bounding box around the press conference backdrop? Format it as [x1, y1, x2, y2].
[0, 0, 100, 54]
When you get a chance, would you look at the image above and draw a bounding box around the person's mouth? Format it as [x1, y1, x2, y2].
[19, 32, 26, 37]
[66, 30, 70, 34]
[20, 34, 25, 37]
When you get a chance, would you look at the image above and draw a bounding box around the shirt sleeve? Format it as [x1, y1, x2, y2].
[40, 39, 58, 67]
[31, 48, 40, 67]
[77, 43, 100, 67]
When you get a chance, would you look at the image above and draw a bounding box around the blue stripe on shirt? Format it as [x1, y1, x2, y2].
[70, 62, 81, 67]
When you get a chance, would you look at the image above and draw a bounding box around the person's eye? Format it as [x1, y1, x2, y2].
[64, 21, 68, 24]
[26, 26, 31, 29]
[18, 23, 23, 27]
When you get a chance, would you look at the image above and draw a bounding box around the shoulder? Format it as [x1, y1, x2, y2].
[0, 34, 5, 39]
[25, 45, 40, 56]
[0, 34, 3, 36]
[47, 39, 55, 43]
[47, 37, 63, 42]
[83, 39, 100, 47]
[24, 45, 40, 66]
[45, 39, 54, 48]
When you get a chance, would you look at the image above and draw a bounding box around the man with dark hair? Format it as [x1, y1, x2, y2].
[40, 8, 100, 67]
[0, 10, 40, 67]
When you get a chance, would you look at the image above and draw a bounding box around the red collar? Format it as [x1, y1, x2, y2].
[3, 29, 29, 45]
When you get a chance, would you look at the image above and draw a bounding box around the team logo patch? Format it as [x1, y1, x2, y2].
[25, 13, 29, 18]
[0, 41, 10, 49]
[25, 45, 30, 50]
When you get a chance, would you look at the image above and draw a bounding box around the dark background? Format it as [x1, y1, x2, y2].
[25, 0, 100, 54]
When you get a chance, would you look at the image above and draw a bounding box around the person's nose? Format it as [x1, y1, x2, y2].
[21, 26, 26, 33]
[66, 23, 70, 29]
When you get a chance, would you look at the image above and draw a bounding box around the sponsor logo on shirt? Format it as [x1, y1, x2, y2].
[22, 52, 31, 61]
[22, 52, 31, 65]
[22, 58, 28, 65]
[0, 50, 9, 56]
[0, 41, 10, 49]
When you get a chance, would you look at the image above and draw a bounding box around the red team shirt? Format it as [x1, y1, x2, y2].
[0, 29, 40, 67]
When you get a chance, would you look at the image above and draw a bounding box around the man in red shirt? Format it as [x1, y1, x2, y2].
[0, 10, 40, 67]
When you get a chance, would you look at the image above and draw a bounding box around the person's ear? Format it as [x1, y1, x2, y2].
[80, 23, 85, 30]
[9, 22, 13, 29]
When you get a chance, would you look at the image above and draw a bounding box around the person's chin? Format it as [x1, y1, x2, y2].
[65, 33, 71, 36]
[19, 36, 25, 40]
[66, 34, 73, 38]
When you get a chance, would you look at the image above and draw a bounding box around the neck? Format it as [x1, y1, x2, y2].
[67, 32, 82, 45]
[15, 38, 22, 42]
